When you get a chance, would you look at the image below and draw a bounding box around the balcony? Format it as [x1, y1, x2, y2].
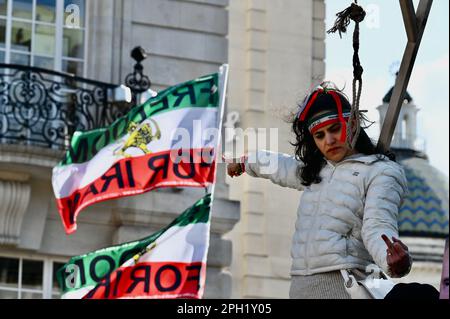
[0, 63, 133, 154]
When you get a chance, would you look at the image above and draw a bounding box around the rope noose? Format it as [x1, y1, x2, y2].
[327, 1, 366, 149]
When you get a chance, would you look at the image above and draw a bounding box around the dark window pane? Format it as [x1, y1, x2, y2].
[22, 259, 43, 290]
[63, 28, 83, 59]
[0, 257, 19, 288]
[62, 59, 83, 76]
[21, 291, 43, 299]
[0, 290, 18, 298]
[0, 18, 5, 48]
[11, 21, 32, 52]
[13, 0, 32, 20]
[35, 24, 55, 55]
[0, 0, 7, 16]
[52, 262, 65, 291]
[51, 293, 61, 299]
[34, 56, 54, 69]
[36, 0, 56, 23]
[0, 50, 4, 62]
[10, 52, 30, 65]
[64, 0, 85, 28]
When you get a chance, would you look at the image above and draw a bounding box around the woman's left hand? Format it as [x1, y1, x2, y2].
[382, 234, 412, 278]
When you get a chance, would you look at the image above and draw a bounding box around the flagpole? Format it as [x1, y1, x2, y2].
[208, 64, 229, 202]
[195, 64, 228, 299]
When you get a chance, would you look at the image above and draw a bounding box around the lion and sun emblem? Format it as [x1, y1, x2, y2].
[114, 119, 162, 158]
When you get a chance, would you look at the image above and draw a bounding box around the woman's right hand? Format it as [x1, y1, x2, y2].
[227, 162, 244, 177]
[224, 155, 246, 178]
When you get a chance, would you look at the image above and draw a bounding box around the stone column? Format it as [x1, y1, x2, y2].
[228, 0, 325, 298]
[312, 0, 326, 82]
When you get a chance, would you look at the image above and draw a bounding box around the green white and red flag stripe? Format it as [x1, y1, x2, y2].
[56, 194, 212, 299]
[52, 71, 226, 234]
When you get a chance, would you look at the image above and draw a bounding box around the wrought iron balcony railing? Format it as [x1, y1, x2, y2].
[0, 63, 133, 151]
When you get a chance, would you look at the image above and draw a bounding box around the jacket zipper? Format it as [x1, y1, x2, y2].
[304, 162, 335, 273]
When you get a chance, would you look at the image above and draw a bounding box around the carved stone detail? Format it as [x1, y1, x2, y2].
[0, 173, 31, 246]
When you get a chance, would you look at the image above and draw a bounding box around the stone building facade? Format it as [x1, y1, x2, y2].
[225, 0, 325, 298]
[0, 0, 324, 299]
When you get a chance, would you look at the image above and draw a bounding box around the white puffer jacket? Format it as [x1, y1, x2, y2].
[245, 151, 408, 276]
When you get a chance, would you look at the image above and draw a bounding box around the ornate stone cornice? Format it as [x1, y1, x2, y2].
[0, 144, 62, 169]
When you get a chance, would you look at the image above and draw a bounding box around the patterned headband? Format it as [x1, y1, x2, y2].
[308, 111, 351, 134]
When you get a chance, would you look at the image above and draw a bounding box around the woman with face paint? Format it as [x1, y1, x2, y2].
[226, 82, 412, 299]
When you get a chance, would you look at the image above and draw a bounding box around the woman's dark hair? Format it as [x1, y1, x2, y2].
[291, 82, 396, 186]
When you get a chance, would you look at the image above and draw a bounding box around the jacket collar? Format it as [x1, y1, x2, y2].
[325, 153, 385, 167]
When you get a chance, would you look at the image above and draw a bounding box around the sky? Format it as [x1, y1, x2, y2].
[325, 0, 449, 178]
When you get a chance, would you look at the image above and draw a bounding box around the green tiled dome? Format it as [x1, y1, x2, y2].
[398, 156, 449, 238]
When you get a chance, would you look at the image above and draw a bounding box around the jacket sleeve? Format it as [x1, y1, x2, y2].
[361, 163, 409, 275]
[244, 150, 305, 191]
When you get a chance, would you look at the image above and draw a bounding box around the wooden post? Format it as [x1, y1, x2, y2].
[377, 0, 433, 153]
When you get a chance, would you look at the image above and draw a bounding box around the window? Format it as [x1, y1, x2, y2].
[0, 0, 87, 76]
[402, 115, 408, 141]
[0, 255, 67, 299]
[51, 261, 66, 298]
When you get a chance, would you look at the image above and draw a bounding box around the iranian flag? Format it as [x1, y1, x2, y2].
[57, 194, 212, 299]
[52, 66, 228, 234]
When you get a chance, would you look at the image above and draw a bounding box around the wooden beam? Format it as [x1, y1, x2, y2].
[377, 0, 433, 153]
[400, 0, 418, 42]
[416, 0, 434, 31]
[378, 42, 419, 152]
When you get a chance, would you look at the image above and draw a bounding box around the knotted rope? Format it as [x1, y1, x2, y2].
[327, 1, 366, 149]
